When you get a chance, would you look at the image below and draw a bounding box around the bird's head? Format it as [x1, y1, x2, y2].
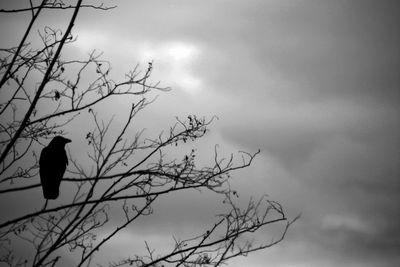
[49, 136, 72, 147]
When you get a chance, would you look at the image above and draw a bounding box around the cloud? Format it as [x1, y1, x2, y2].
[221, 98, 395, 167]
[321, 214, 376, 235]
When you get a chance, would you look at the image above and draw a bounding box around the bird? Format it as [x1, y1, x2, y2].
[39, 136, 71, 199]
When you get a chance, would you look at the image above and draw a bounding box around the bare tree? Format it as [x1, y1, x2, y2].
[0, 1, 297, 266]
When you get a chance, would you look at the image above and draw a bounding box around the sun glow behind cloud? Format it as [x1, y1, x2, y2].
[73, 30, 202, 94]
[138, 41, 202, 94]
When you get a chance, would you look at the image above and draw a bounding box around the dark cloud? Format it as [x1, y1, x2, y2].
[315, 217, 400, 264]
[221, 96, 400, 263]
[253, 1, 400, 105]
[178, 0, 400, 107]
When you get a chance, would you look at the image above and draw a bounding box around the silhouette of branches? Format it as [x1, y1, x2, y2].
[0, 1, 296, 266]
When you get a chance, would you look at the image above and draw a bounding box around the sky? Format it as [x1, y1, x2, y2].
[1, 0, 400, 266]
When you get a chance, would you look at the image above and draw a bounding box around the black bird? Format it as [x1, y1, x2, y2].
[39, 136, 71, 199]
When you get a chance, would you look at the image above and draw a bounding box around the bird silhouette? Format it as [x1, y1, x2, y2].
[39, 136, 71, 199]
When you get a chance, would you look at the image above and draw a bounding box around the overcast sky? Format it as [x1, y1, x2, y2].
[1, 0, 400, 266]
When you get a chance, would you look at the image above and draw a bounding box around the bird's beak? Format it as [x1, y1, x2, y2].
[65, 138, 72, 143]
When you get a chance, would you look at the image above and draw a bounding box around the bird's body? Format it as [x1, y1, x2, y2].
[39, 136, 71, 199]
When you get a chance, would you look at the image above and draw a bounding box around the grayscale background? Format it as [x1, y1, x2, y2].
[1, 0, 399, 266]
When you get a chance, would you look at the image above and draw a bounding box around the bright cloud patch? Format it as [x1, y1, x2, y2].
[73, 30, 202, 94]
[138, 41, 202, 94]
